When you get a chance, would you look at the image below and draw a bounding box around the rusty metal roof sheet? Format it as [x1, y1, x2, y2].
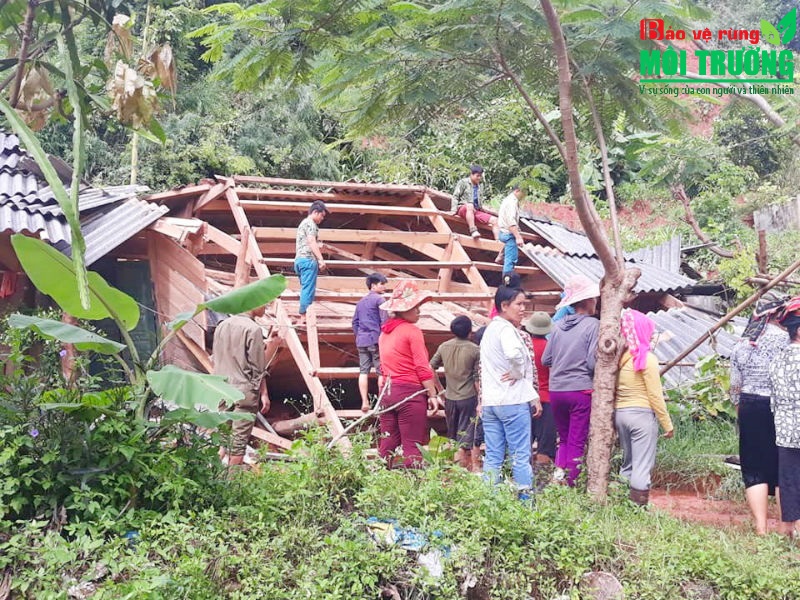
[523, 247, 694, 294]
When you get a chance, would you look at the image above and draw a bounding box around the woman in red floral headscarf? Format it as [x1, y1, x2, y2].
[377, 280, 439, 468]
[614, 309, 674, 506]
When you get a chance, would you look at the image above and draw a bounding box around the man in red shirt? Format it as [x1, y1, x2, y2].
[525, 312, 555, 464]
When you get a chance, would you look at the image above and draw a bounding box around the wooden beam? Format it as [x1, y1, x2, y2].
[280, 291, 496, 302]
[472, 261, 540, 274]
[145, 184, 211, 203]
[233, 176, 432, 196]
[233, 225, 252, 288]
[200, 199, 442, 218]
[284, 276, 473, 293]
[421, 194, 490, 293]
[176, 330, 213, 373]
[306, 306, 321, 371]
[204, 224, 242, 256]
[250, 426, 293, 450]
[194, 181, 229, 212]
[236, 188, 414, 204]
[454, 234, 504, 252]
[252, 227, 450, 245]
[261, 258, 471, 269]
[438, 239, 454, 292]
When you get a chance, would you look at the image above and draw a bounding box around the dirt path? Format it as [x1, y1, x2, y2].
[650, 489, 783, 534]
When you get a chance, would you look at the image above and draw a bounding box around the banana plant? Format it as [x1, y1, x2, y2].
[7, 234, 286, 428]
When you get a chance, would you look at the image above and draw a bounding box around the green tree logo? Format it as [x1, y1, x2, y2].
[762, 7, 797, 45]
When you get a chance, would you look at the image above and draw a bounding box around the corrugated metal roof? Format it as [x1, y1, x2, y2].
[521, 217, 598, 257]
[523, 248, 694, 294]
[628, 235, 682, 274]
[0, 131, 154, 261]
[648, 307, 745, 389]
[63, 199, 168, 265]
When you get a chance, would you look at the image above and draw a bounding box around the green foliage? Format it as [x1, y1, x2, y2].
[667, 354, 736, 421]
[3, 432, 800, 599]
[7, 314, 126, 355]
[11, 234, 141, 332]
[0, 310, 225, 524]
[718, 250, 759, 301]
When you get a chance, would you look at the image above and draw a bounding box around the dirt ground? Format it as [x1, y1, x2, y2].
[650, 489, 784, 534]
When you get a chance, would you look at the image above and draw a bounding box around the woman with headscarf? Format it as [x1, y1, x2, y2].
[615, 309, 674, 506]
[378, 280, 439, 468]
[769, 297, 800, 537]
[730, 292, 789, 534]
[480, 285, 541, 499]
[542, 274, 600, 486]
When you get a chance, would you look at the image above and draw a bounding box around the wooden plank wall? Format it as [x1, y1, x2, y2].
[147, 230, 208, 353]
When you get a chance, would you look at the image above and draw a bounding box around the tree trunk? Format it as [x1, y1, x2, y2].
[539, 0, 640, 501]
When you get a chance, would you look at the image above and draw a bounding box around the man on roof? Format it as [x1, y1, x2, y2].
[294, 199, 328, 326]
[450, 164, 499, 240]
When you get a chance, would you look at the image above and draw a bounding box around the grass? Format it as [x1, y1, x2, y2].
[2, 430, 799, 600]
[652, 410, 741, 498]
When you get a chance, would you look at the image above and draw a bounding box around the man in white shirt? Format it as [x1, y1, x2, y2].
[496, 186, 526, 274]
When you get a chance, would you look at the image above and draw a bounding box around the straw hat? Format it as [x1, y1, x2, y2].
[555, 274, 600, 310]
[523, 311, 552, 336]
[379, 280, 432, 313]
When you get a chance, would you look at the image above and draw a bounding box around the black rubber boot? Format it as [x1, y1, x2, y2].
[629, 487, 650, 507]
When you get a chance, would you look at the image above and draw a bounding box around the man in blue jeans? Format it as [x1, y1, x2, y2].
[496, 185, 526, 275]
[294, 200, 328, 326]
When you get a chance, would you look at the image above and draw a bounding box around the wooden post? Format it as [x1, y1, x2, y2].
[661, 254, 800, 376]
[233, 225, 251, 289]
[307, 305, 321, 373]
[756, 230, 768, 274]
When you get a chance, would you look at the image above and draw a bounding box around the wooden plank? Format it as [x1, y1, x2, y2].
[145, 184, 211, 203]
[204, 224, 242, 256]
[201, 199, 442, 218]
[194, 182, 229, 212]
[149, 231, 207, 284]
[473, 261, 540, 274]
[250, 426, 294, 450]
[421, 194, 490, 293]
[438, 239, 454, 292]
[282, 291, 496, 302]
[176, 330, 213, 373]
[284, 276, 473, 293]
[252, 227, 451, 245]
[233, 176, 431, 195]
[453, 233, 504, 252]
[225, 188, 266, 271]
[316, 367, 446, 378]
[233, 225, 252, 288]
[306, 306, 321, 371]
[261, 258, 471, 269]
[236, 188, 415, 204]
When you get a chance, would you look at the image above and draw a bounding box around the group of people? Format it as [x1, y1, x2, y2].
[292, 165, 527, 324]
[730, 292, 800, 536]
[359, 271, 674, 505]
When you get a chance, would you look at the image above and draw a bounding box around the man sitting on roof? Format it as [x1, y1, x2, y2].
[450, 164, 499, 240]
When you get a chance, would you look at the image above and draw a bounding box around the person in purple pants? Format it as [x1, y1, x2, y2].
[542, 275, 600, 486]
